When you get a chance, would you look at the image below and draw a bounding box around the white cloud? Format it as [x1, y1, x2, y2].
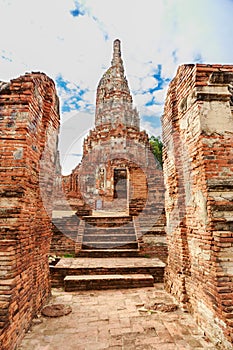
[141, 120, 162, 138]
[140, 76, 158, 91]
[128, 76, 141, 93]
[142, 104, 164, 117]
[152, 89, 167, 105]
[134, 93, 152, 107]
[59, 109, 94, 175]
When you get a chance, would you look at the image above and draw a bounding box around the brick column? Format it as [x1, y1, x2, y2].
[0, 73, 60, 349]
[162, 64, 233, 348]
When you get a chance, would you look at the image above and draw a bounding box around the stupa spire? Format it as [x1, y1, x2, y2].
[111, 39, 123, 66]
[95, 39, 140, 131]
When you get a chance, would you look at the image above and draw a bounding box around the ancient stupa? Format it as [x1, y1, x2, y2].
[63, 39, 163, 220]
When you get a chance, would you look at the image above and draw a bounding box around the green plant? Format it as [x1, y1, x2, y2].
[63, 253, 75, 258]
[149, 135, 163, 168]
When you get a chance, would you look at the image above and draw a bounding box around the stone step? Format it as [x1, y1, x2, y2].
[52, 230, 77, 238]
[83, 216, 132, 227]
[53, 226, 79, 231]
[64, 274, 154, 291]
[52, 217, 80, 225]
[84, 227, 135, 234]
[76, 249, 140, 258]
[52, 220, 80, 225]
[140, 225, 165, 231]
[52, 219, 80, 224]
[82, 241, 138, 250]
[50, 257, 165, 287]
[83, 234, 136, 242]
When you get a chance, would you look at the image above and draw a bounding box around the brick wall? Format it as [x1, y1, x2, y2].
[0, 73, 60, 349]
[50, 215, 80, 256]
[162, 64, 233, 348]
[138, 209, 167, 263]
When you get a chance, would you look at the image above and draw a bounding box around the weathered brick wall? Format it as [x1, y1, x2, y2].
[138, 210, 167, 263]
[0, 73, 60, 349]
[60, 166, 83, 207]
[79, 129, 156, 208]
[162, 64, 233, 348]
[50, 215, 80, 256]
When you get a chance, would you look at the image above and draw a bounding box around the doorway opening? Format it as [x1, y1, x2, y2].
[114, 168, 127, 199]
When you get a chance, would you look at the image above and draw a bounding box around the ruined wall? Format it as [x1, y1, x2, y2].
[80, 126, 150, 211]
[162, 64, 233, 348]
[0, 73, 60, 349]
[50, 215, 79, 257]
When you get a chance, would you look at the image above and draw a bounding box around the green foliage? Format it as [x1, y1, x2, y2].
[63, 253, 75, 258]
[149, 135, 163, 168]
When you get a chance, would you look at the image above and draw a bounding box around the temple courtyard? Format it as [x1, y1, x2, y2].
[1, 39, 233, 349]
[18, 283, 218, 350]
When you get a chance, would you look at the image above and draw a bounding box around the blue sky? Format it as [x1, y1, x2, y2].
[1, 0, 233, 174]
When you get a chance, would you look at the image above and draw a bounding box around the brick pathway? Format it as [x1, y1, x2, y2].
[18, 284, 218, 350]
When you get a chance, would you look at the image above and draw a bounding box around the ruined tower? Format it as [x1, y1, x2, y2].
[63, 39, 163, 218]
[55, 39, 165, 258]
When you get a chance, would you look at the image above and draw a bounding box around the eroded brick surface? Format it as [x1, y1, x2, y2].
[0, 73, 60, 349]
[162, 64, 233, 349]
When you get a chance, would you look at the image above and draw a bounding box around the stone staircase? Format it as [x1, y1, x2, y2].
[76, 215, 139, 257]
[50, 257, 165, 291]
[50, 213, 165, 291]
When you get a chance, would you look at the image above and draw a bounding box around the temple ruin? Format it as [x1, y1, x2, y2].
[51, 40, 166, 260]
[0, 41, 233, 349]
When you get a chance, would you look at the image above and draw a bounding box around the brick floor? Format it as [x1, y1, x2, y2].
[17, 284, 218, 350]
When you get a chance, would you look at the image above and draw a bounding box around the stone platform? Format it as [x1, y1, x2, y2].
[50, 257, 165, 288]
